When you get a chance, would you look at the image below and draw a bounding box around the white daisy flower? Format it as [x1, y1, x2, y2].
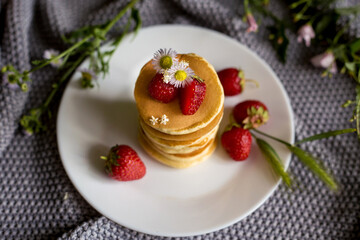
[152, 48, 178, 73]
[43, 49, 63, 67]
[166, 61, 194, 88]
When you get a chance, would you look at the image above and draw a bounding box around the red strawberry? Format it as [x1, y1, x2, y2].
[221, 126, 252, 161]
[217, 68, 245, 96]
[148, 73, 178, 103]
[180, 79, 206, 115]
[233, 100, 269, 129]
[102, 145, 146, 181]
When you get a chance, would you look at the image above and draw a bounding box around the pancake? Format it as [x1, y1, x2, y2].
[138, 130, 217, 169]
[134, 53, 224, 135]
[139, 107, 223, 142]
[142, 124, 219, 149]
[142, 126, 218, 154]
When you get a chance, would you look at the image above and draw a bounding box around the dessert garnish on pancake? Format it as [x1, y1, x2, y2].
[148, 48, 206, 116]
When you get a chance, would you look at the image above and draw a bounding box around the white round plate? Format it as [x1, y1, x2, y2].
[57, 25, 294, 237]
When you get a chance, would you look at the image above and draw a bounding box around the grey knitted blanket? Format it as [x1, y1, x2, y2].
[1, 0, 359, 239]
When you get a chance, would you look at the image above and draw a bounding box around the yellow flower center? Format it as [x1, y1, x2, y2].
[82, 72, 92, 80]
[174, 70, 187, 81]
[160, 56, 173, 69]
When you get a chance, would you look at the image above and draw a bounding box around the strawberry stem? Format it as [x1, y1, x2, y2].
[245, 79, 260, 88]
[100, 156, 108, 161]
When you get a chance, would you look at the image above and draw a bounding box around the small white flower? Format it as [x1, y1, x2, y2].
[166, 61, 194, 88]
[163, 71, 171, 84]
[43, 49, 63, 67]
[160, 114, 169, 125]
[152, 48, 178, 73]
[149, 116, 158, 125]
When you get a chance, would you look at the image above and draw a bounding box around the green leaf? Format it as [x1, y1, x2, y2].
[131, 7, 142, 37]
[256, 138, 292, 187]
[315, 14, 333, 34]
[314, 12, 339, 38]
[332, 44, 347, 62]
[287, 145, 338, 190]
[345, 62, 356, 72]
[349, 39, 360, 53]
[335, 5, 360, 16]
[296, 128, 356, 144]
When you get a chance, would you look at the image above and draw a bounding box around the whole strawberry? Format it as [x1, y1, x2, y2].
[148, 73, 178, 103]
[102, 145, 146, 181]
[217, 68, 245, 96]
[233, 100, 269, 129]
[221, 126, 252, 161]
[180, 79, 206, 115]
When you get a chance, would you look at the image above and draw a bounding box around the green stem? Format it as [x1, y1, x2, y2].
[43, 53, 87, 108]
[356, 96, 360, 140]
[252, 129, 292, 146]
[103, 0, 139, 33]
[29, 36, 91, 74]
[289, 0, 309, 9]
[296, 128, 356, 144]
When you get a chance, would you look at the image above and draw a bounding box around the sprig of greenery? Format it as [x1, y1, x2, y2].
[243, 1, 360, 140]
[251, 127, 358, 190]
[254, 136, 292, 187]
[2, 0, 141, 135]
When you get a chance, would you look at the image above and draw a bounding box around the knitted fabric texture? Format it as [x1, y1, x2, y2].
[1, 0, 360, 239]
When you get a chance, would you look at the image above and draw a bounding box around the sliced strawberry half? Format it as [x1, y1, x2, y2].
[179, 79, 206, 115]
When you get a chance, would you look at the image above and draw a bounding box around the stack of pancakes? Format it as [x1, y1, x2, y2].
[134, 53, 224, 168]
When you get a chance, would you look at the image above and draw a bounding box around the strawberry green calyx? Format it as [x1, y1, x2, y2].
[102, 145, 120, 176]
[243, 106, 269, 129]
[238, 69, 245, 90]
[224, 122, 242, 132]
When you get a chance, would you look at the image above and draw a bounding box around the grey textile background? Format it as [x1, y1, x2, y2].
[1, 0, 360, 239]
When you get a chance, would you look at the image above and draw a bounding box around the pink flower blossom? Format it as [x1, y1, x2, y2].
[310, 51, 337, 74]
[246, 14, 258, 33]
[297, 24, 315, 47]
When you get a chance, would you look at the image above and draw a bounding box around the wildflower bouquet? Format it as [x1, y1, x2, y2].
[244, 0, 360, 139]
[1, 0, 141, 135]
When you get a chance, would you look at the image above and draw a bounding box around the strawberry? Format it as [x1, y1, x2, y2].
[179, 79, 206, 115]
[217, 68, 245, 96]
[233, 100, 269, 129]
[221, 126, 252, 161]
[102, 145, 146, 181]
[148, 73, 178, 103]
